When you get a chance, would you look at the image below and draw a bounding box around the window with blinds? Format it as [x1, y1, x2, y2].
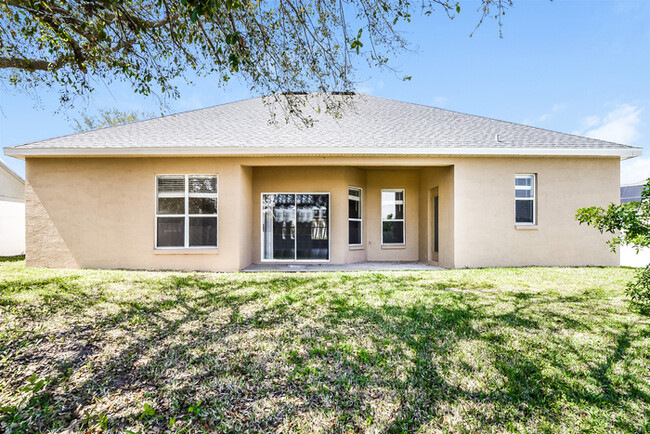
[156, 175, 218, 248]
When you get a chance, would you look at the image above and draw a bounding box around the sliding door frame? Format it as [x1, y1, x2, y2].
[260, 192, 331, 262]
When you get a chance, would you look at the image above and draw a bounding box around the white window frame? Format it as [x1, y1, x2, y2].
[155, 174, 218, 249]
[515, 174, 536, 225]
[381, 188, 406, 245]
[348, 186, 363, 246]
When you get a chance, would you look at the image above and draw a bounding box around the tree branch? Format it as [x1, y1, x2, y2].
[0, 56, 65, 71]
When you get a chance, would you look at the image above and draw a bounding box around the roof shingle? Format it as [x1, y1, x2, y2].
[4, 95, 641, 158]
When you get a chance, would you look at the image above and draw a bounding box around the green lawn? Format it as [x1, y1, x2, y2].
[0, 261, 648, 433]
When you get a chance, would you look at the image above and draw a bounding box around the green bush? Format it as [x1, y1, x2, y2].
[576, 178, 650, 316]
[626, 265, 650, 315]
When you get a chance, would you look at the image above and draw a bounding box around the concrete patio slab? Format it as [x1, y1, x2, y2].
[242, 261, 444, 272]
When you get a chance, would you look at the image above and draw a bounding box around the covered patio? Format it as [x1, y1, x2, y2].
[243, 261, 443, 272]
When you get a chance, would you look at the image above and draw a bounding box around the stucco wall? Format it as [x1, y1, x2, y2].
[26, 158, 249, 271]
[250, 166, 423, 264]
[238, 166, 254, 268]
[418, 166, 454, 268]
[251, 166, 372, 264]
[365, 169, 420, 261]
[24, 155, 620, 270]
[452, 157, 620, 267]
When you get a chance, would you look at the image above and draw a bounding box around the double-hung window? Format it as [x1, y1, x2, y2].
[156, 175, 218, 248]
[381, 189, 405, 244]
[515, 174, 535, 225]
[348, 187, 362, 245]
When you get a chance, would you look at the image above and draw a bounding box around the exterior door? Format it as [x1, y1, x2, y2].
[262, 193, 329, 261]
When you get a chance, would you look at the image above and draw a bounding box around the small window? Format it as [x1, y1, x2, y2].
[349, 187, 362, 245]
[515, 174, 535, 224]
[382, 189, 405, 244]
[156, 175, 218, 248]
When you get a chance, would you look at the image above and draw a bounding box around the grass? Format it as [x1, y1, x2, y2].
[0, 261, 648, 433]
[0, 256, 25, 263]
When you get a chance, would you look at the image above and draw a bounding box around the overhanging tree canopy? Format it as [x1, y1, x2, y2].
[1, 0, 511, 115]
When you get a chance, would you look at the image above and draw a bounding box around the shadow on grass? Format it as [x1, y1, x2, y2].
[0, 274, 100, 319]
[0, 271, 648, 432]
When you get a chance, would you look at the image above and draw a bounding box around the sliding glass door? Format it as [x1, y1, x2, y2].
[262, 193, 329, 261]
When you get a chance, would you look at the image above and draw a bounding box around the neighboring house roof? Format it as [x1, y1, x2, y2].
[0, 157, 25, 201]
[4, 94, 642, 159]
[0, 158, 24, 184]
[621, 180, 647, 204]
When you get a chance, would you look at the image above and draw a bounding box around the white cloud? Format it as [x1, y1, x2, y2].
[584, 104, 642, 144]
[356, 84, 373, 94]
[621, 156, 650, 185]
[522, 102, 566, 125]
[577, 104, 646, 184]
[356, 80, 384, 95]
[552, 103, 567, 112]
[580, 115, 601, 130]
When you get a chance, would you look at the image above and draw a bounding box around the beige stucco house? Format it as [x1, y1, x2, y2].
[3, 94, 642, 271]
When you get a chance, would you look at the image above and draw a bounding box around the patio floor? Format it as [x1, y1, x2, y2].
[242, 261, 444, 272]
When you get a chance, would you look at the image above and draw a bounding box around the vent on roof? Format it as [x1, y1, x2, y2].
[281, 91, 308, 95]
[330, 91, 355, 95]
[495, 134, 501, 143]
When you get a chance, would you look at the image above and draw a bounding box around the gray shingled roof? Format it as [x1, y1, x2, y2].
[4, 95, 641, 157]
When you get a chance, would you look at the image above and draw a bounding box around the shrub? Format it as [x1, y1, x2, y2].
[626, 265, 650, 315]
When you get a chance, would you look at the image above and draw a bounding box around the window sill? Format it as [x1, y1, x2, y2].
[515, 225, 538, 230]
[381, 244, 407, 250]
[349, 245, 365, 251]
[154, 248, 219, 255]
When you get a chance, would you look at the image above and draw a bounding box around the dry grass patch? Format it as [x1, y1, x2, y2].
[0, 262, 648, 433]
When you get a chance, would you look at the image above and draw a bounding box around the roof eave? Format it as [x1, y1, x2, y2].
[4, 145, 642, 159]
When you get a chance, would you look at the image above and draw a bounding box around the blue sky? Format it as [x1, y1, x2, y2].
[1, 0, 649, 184]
